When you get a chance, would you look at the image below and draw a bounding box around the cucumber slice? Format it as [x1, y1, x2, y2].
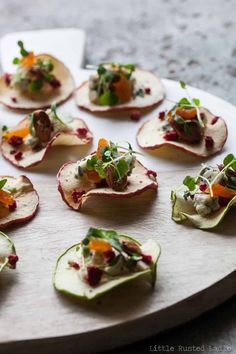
[171, 185, 236, 230]
[0, 231, 18, 272]
[53, 229, 161, 300]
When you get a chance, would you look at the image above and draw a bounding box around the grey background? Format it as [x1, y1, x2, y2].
[0, 0, 235, 353]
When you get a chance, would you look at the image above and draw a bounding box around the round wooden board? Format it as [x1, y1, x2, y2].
[1, 75, 236, 353]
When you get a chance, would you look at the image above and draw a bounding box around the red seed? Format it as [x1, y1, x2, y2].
[3, 73, 11, 86]
[10, 150, 16, 155]
[158, 111, 165, 120]
[8, 254, 19, 266]
[9, 200, 17, 211]
[71, 190, 85, 203]
[147, 169, 157, 178]
[14, 151, 23, 160]
[205, 136, 214, 149]
[130, 111, 141, 121]
[211, 116, 219, 125]
[11, 97, 17, 103]
[103, 250, 115, 263]
[199, 182, 207, 192]
[68, 260, 80, 270]
[141, 253, 152, 263]
[145, 87, 151, 94]
[76, 128, 88, 137]
[163, 130, 178, 141]
[50, 78, 61, 88]
[8, 136, 23, 147]
[87, 266, 103, 287]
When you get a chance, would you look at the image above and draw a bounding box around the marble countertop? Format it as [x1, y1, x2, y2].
[0, 0, 235, 353]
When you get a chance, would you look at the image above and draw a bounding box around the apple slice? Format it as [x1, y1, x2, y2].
[0, 175, 39, 228]
[0, 54, 75, 111]
[75, 69, 164, 113]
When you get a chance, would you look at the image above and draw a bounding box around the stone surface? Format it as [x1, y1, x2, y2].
[0, 0, 235, 353]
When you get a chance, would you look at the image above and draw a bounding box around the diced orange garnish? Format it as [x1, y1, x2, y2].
[176, 107, 197, 120]
[113, 74, 132, 102]
[21, 52, 35, 67]
[96, 138, 109, 159]
[86, 170, 101, 183]
[0, 190, 15, 207]
[3, 127, 30, 139]
[88, 239, 112, 252]
[206, 183, 236, 199]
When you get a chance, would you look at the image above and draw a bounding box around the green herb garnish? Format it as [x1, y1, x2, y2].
[0, 179, 7, 190]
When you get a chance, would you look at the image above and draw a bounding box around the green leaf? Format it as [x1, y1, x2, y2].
[179, 80, 186, 89]
[223, 153, 235, 166]
[183, 175, 196, 191]
[193, 98, 200, 106]
[116, 159, 129, 179]
[0, 179, 7, 190]
[97, 64, 106, 75]
[231, 161, 236, 171]
[17, 40, 29, 57]
[13, 57, 20, 65]
[175, 116, 185, 124]
[28, 113, 35, 136]
[86, 155, 98, 170]
[28, 79, 43, 92]
[2, 125, 8, 132]
[86, 227, 123, 252]
[177, 97, 191, 108]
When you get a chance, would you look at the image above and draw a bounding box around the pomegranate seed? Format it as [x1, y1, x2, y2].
[104, 250, 115, 264]
[8, 254, 19, 266]
[3, 73, 11, 86]
[141, 253, 152, 263]
[145, 87, 151, 94]
[68, 260, 80, 270]
[199, 182, 207, 192]
[14, 151, 23, 160]
[9, 200, 17, 211]
[11, 97, 17, 103]
[130, 111, 141, 121]
[87, 266, 103, 287]
[147, 169, 157, 178]
[163, 130, 178, 141]
[50, 78, 61, 88]
[205, 136, 214, 149]
[71, 190, 85, 203]
[211, 116, 219, 125]
[76, 128, 88, 137]
[158, 111, 165, 120]
[200, 113, 205, 120]
[8, 136, 23, 147]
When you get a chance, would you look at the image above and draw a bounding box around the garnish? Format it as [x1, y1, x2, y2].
[86, 139, 138, 182]
[49, 104, 66, 126]
[88, 63, 136, 106]
[0, 179, 7, 190]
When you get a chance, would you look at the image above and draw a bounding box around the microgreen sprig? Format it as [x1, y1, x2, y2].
[0, 179, 7, 190]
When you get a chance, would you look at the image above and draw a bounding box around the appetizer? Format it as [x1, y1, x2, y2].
[0, 40, 75, 110]
[53, 227, 161, 300]
[58, 138, 158, 211]
[1, 105, 93, 168]
[0, 232, 18, 272]
[137, 81, 227, 157]
[0, 175, 39, 228]
[75, 63, 164, 112]
[171, 154, 236, 229]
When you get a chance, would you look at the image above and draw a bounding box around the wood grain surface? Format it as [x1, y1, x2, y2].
[0, 169, 235, 354]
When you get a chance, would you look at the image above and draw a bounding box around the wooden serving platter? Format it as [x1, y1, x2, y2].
[0, 35, 236, 351]
[0, 169, 236, 354]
